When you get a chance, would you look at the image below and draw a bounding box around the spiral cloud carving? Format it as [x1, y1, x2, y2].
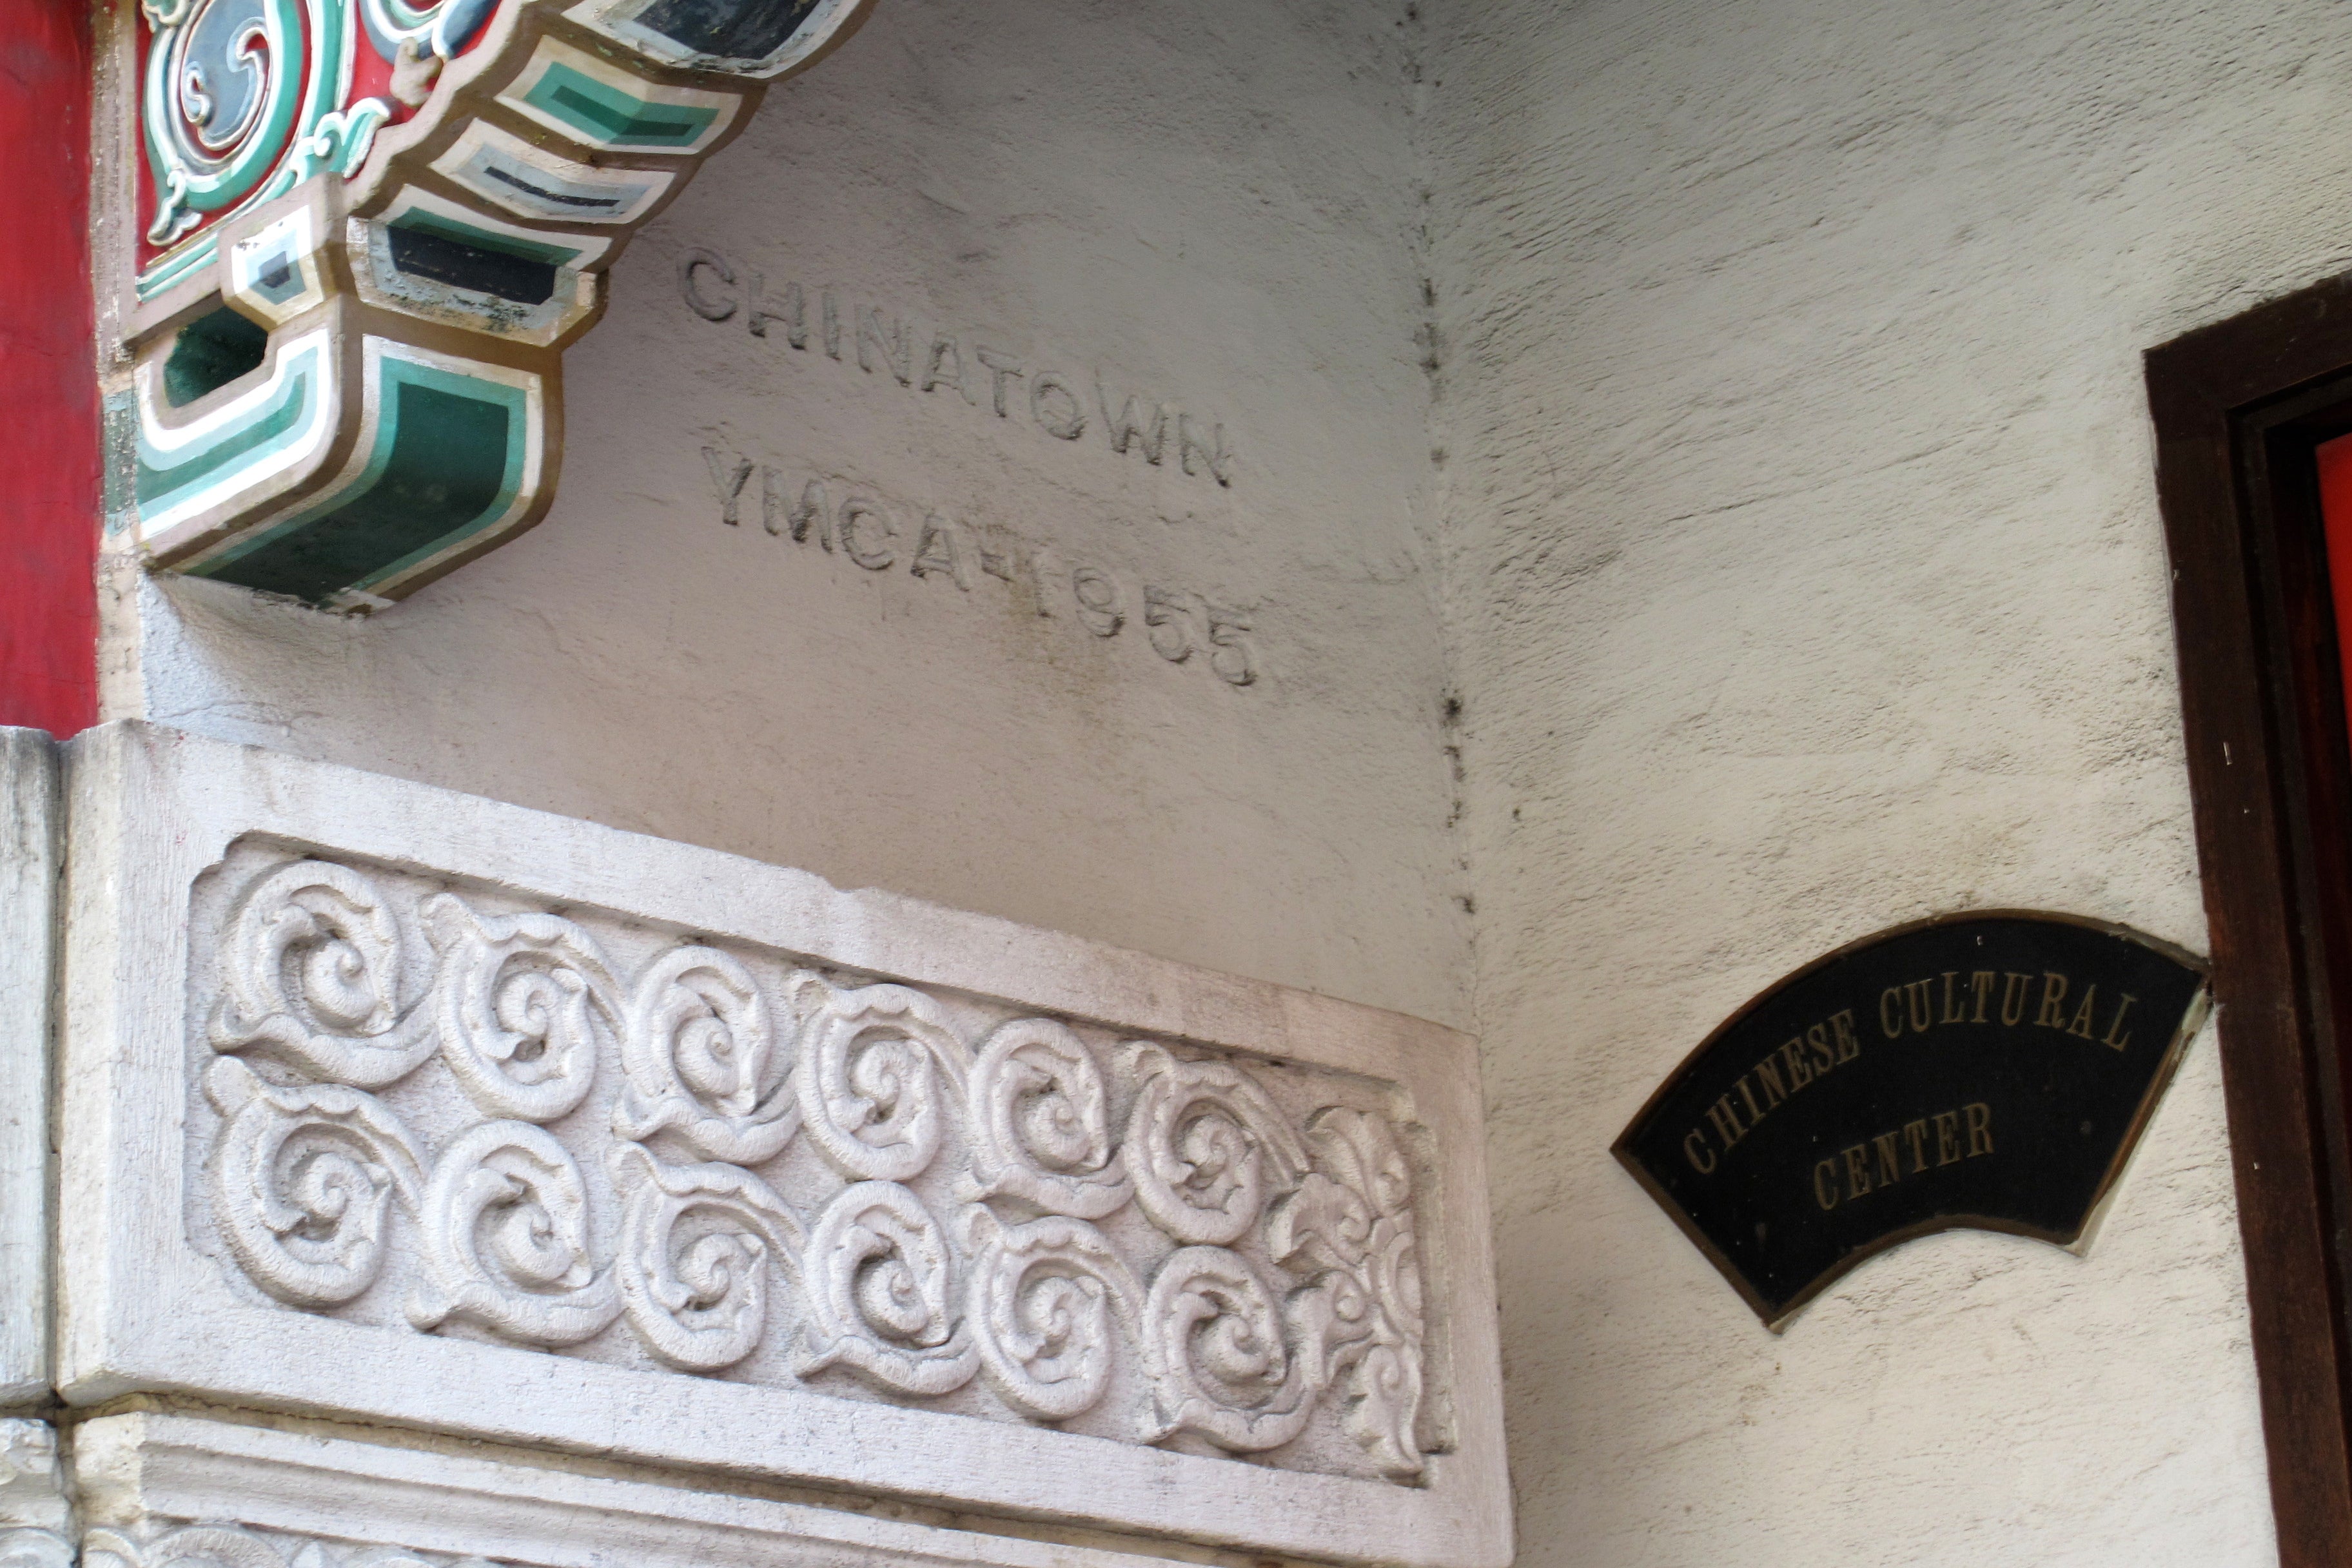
[197, 854, 1432, 1484]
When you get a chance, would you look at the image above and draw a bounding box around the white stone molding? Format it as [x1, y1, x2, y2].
[69, 1411, 1266, 1568]
[0, 736, 57, 1408]
[59, 723, 1507, 1568]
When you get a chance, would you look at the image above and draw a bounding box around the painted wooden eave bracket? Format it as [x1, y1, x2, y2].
[122, 0, 872, 610]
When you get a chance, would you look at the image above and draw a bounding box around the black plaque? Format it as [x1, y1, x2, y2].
[1612, 912, 2208, 1328]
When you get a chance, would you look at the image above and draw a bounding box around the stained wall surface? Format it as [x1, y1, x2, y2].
[1418, 0, 2352, 1562]
[108, 0, 1465, 1027]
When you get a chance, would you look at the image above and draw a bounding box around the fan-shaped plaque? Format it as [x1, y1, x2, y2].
[1613, 912, 2208, 1329]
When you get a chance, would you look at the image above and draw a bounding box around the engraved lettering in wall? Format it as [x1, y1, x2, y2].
[192, 850, 1431, 1481]
[679, 248, 1235, 487]
[700, 446, 1261, 688]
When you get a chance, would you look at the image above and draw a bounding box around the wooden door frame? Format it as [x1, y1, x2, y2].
[2148, 278, 2352, 1567]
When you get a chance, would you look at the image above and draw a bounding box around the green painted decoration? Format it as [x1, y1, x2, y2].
[522, 61, 718, 147]
[126, 0, 877, 607]
[194, 354, 530, 603]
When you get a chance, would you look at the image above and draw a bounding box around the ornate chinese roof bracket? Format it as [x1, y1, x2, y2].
[123, 0, 874, 610]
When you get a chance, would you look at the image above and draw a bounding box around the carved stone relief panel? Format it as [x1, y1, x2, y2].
[186, 843, 1426, 1482]
[59, 723, 1507, 1568]
[0, 736, 57, 1407]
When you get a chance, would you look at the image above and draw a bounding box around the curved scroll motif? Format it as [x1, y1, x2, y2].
[205, 1055, 426, 1308]
[789, 975, 968, 1183]
[968, 1213, 1142, 1422]
[1125, 1048, 1310, 1246]
[208, 859, 436, 1088]
[83, 1526, 289, 1568]
[1340, 1338, 1426, 1481]
[1141, 1245, 1316, 1454]
[1268, 1108, 1427, 1479]
[965, 1019, 1132, 1219]
[0, 1533, 71, 1568]
[798, 1181, 977, 1396]
[618, 946, 798, 1164]
[141, 0, 344, 248]
[422, 893, 621, 1122]
[360, 0, 495, 63]
[1310, 1107, 1415, 1220]
[407, 1119, 621, 1345]
[612, 1143, 802, 1372]
[185, 850, 1441, 1484]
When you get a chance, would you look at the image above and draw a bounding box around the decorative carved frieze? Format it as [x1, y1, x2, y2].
[60, 724, 1509, 1568]
[190, 845, 1429, 1477]
[120, 0, 874, 607]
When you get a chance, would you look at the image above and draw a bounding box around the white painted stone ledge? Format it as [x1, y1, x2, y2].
[10, 1410, 1356, 1568]
[0, 731, 57, 1409]
[56, 723, 1508, 1568]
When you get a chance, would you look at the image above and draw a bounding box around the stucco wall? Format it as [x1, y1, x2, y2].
[108, 0, 1466, 1026]
[1417, 0, 2352, 1562]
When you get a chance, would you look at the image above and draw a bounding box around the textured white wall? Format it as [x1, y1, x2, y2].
[112, 0, 1465, 1026]
[1418, 0, 2352, 1562]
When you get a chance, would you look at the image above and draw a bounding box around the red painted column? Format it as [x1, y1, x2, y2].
[0, 0, 99, 735]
